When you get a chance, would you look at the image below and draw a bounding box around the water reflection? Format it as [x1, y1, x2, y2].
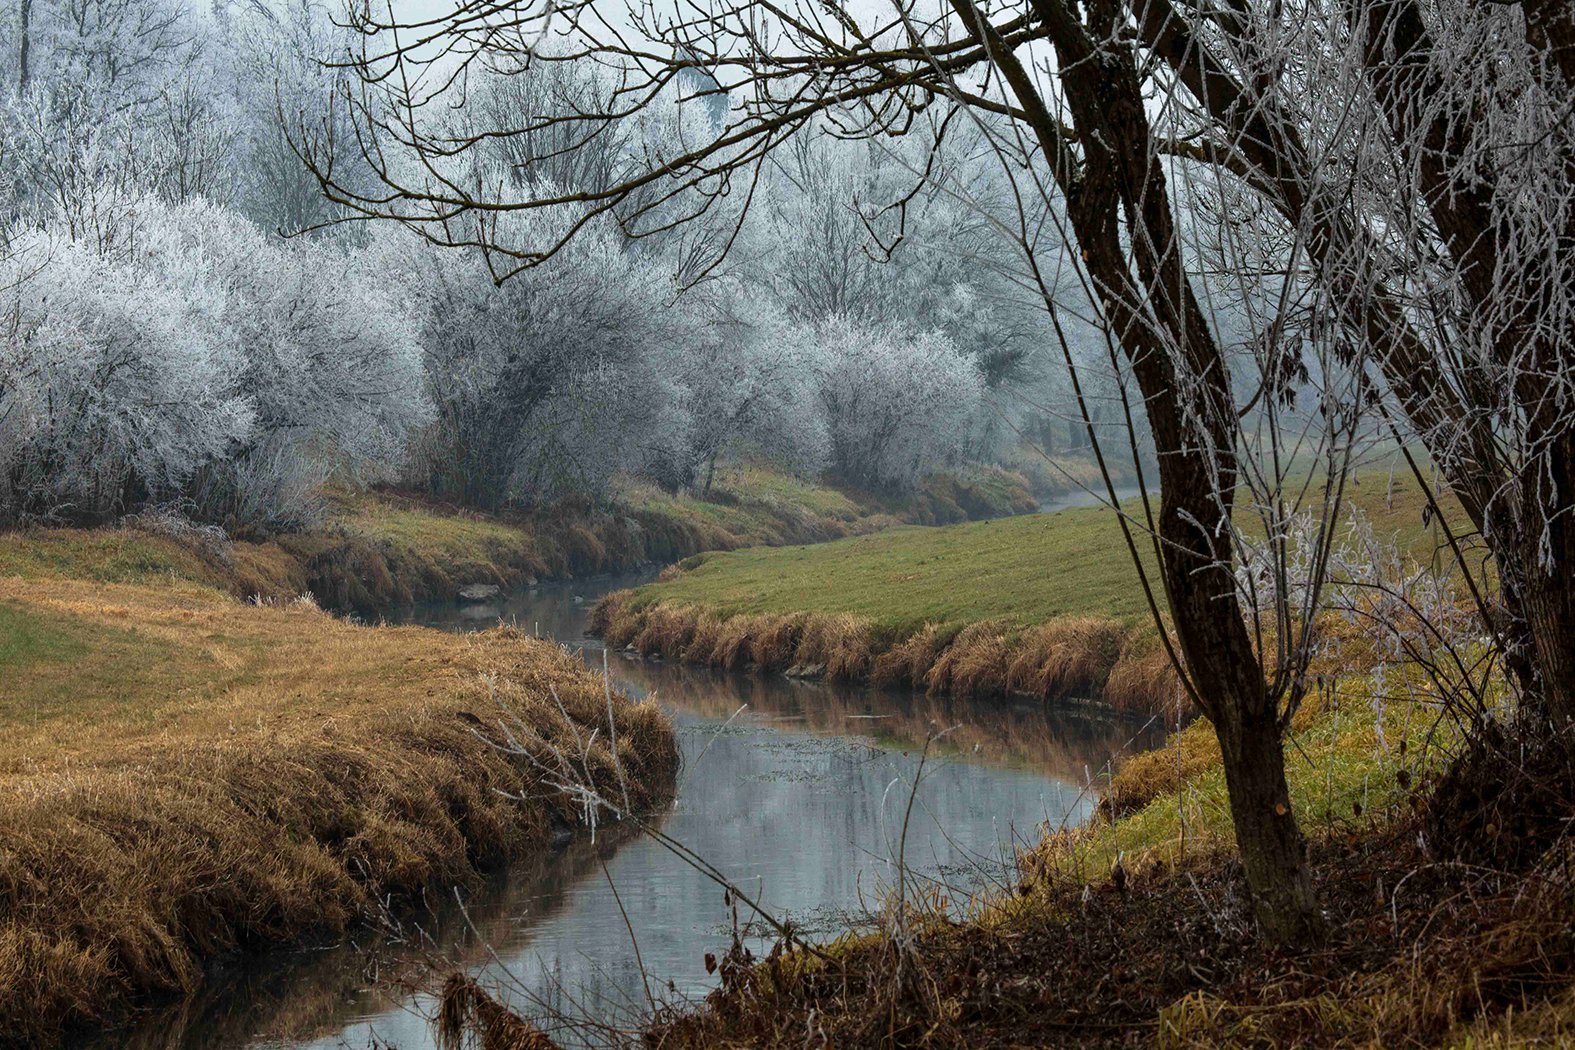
[105, 575, 1157, 1050]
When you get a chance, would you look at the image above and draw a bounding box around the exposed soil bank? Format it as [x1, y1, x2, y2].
[0, 569, 678, 1046]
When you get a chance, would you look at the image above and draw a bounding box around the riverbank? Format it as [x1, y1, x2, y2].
[307, 466, 1035, 611]
[4, 464, 1034, 616]
[633, 679, 1575, 1048]
[592, 472, 1458, 717]
[0, 551, 678, 1045]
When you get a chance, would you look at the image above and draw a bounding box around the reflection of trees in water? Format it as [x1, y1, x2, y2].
[99, 823, 647, 1050]
[616, 655, 1164, 790]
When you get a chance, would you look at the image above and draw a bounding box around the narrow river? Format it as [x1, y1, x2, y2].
[107, 574, 1160, 1050]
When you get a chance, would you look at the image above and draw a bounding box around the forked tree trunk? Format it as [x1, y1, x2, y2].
[946, 0, 1325, 944]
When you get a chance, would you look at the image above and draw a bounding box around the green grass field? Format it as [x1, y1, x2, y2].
[625, 469, 1461, 636]
[641, 506, 1155, 635]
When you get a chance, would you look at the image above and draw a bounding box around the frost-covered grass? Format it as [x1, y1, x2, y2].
[0, 564, 677, 1044]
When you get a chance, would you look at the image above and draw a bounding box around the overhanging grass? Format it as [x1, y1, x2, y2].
[0, 569, 678, 1044]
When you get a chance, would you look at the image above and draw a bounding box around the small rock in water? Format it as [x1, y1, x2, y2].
[458, 583, 502, 602]
[785, 662, 827, 679]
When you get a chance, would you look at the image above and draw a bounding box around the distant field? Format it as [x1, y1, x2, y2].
[624, 469, 1461, 636]
[640, 504, 1156, 635]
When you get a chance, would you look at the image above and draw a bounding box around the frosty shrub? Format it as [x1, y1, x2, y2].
[813, 319, 984, 492]
[0, 226, 251, 523]
[383, 214, 687, 508]
[135, 199, 430, 529]
[0, 197, 430, 529]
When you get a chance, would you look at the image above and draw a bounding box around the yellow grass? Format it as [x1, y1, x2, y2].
[594, 593, 1180, 715]
[0, 570, 677, 1043]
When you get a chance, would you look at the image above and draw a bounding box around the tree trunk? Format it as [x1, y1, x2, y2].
[1216, 710, 1321, 942]
[18, 0, 30, 92]
[944, 0, 1324, 943]
[1516, 436, 1575, 746]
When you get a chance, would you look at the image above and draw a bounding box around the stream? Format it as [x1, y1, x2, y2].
[106, 573, 1160, 1050]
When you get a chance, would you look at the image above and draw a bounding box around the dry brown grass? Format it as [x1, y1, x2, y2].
[643, 826, 1575, 1049]
[796, 613, 874, 679]
[1007, 617, 1129, 699]
[870, 623, 956, 688]
[926, 620, 1018, 699]
[595, 597, 1183, 718]
[0, 573, 677, 1045]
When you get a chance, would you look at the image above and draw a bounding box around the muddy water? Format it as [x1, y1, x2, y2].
[108, 576, 1159, 1050]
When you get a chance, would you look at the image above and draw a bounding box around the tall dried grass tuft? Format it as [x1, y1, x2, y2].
[696, 613, 783, 670]
[924, 620, 1016, 699]
[1005, 616, 1127, 700]
[796, 614, 874, 680]
[871, 623, 955, 688]
[632, 602, 704, 659]
[437, 975, 562, 1050]
[747, 613, 803, 669]
[1103, 631, 1184, 717]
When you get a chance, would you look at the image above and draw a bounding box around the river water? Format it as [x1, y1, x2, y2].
[107, 575, 1159, 1050]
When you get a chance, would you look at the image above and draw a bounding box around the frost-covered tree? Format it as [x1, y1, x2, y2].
[0, 196, 429, 528]
[0, 222, 250, 522]
[813, 320, 983, 492]
[214, 0, 374, 234]
[652, 288, 827, 492]
[374, 213, 686, 509]
[0, 0, 231, 227]
[137, 198, 430, 527]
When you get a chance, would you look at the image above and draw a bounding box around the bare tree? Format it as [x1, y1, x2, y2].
[1121, 0, 1575, 786]
[295, 0, 1397, 944]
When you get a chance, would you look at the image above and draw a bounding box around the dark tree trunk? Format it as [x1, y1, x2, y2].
[17, 0, 29, 92]
[1216, 708, 1321, 943]
[1517, 435, 1575, 743]
[948, 0, 1324, 944]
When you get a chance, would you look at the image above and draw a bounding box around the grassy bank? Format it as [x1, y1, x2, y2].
[634, 676, 1575, 1048]
[0, 544, 678, 1044]
[593, 471, 1461, 716]
[13, 464, 1031, 616]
